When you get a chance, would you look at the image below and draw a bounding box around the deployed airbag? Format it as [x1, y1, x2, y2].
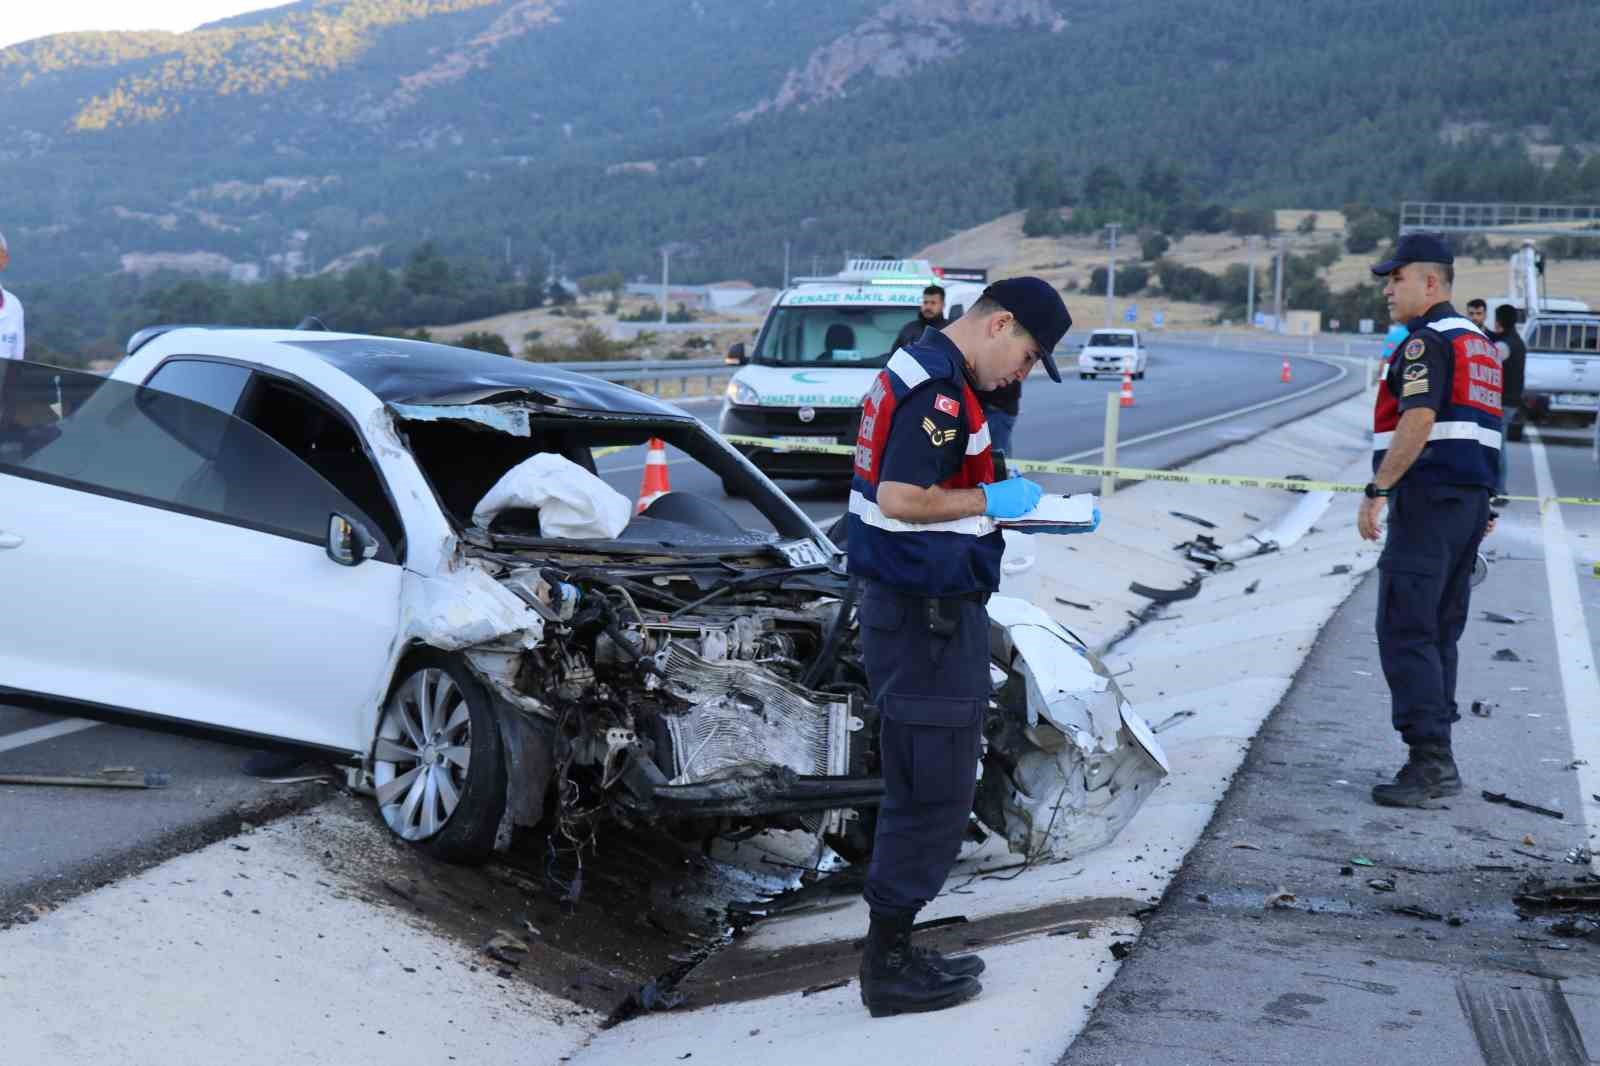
[472, 453, 632, 540]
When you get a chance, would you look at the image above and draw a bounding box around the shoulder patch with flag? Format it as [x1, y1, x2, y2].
[934, 394, 960, 418]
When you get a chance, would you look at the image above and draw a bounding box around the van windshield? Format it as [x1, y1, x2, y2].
[752, 305, 923, 368]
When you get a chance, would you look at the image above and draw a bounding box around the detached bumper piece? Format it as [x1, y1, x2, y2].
[651, 765, 884, 819]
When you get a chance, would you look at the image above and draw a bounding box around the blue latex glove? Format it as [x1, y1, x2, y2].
[981, 477, 1043, 519]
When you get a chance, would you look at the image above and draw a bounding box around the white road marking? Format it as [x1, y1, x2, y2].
[1529, 430, 1600, 871]
[1045, 355, 1351, 465]
[0, 717, 101, 755]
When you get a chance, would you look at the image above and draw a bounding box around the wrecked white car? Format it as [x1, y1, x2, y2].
[0, 329, 1165, 867]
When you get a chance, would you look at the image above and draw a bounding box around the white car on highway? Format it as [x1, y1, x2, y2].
[0, 327, 1164, 868]
[1078, 329, 1148, 379]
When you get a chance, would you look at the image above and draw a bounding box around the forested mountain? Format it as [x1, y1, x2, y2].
[4, 0, 1599, 359]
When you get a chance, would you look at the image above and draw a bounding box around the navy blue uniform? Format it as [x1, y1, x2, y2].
[1373, 303, 1501, 746]
[848, 333, 997, 917]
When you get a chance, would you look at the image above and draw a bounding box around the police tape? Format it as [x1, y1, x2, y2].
[718, 433, 1600, 508]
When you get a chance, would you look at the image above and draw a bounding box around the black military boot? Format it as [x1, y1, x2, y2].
[859, 911, 982, 1018]
[1371, 745, 1462, 807]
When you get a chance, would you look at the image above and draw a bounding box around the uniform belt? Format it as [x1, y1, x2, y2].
[864, 581, 991, 608]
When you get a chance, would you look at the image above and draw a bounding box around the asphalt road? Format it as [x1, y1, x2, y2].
[0, 337, 1370, 919]
[594, 340, 1360, 532]
[1060, 425, 1600, 1066]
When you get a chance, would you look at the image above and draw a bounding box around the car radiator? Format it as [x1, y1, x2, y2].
[651, 643, 852, 786]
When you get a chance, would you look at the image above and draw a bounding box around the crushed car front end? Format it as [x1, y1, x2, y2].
[379, 383, 1166, 867]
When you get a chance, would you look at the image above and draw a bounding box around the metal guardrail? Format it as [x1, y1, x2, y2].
[543, 357, 734, 397]
[1163, 330, 1386, 357]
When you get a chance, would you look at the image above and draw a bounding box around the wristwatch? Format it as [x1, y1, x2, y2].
[1363, 482, 1389, 499]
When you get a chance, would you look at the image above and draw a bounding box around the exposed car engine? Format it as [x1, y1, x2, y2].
[457, 553, 871, 858]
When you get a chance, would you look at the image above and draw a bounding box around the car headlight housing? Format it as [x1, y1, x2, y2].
[727, 380, 761, 406]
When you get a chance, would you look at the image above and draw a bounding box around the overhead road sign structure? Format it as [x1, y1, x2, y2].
[1400, 201, 1600, 237]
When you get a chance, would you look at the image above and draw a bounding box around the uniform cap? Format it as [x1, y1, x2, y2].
[981, 276, 1072, 382]
[1372, 233, 1454, 277]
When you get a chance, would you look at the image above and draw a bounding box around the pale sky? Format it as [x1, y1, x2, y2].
[1, 2, 294, 50]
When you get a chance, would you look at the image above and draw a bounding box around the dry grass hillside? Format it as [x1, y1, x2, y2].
[427, 291, 770, 361]
[916, 209, 1600, 330]
[427, 208, 1600, 355]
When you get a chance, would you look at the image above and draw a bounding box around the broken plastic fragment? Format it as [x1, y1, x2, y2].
[1265, 887, 1297, 909]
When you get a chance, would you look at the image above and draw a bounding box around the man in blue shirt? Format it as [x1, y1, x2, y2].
[847, 277, 1071, 1017]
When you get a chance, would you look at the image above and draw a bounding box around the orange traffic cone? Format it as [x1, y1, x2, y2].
[1119, 368, 1135, 408]
[636, 437, 670, 513]
[1280, 358, 1292, 384]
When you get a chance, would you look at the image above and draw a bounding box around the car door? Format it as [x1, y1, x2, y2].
[0, 360, 402, 753]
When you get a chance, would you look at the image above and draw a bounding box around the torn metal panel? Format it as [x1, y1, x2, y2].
[405, 566, 546, 653]
[390, 401, 532, 437]
[983, 595, 1169, 860]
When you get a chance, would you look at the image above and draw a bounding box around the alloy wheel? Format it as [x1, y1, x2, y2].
[373, 667, 472, 841]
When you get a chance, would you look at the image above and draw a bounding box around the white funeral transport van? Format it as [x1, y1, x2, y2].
[717, 259, 986, 491]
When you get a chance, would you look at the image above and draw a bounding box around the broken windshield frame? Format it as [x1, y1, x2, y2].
[390, 403, 834, 557]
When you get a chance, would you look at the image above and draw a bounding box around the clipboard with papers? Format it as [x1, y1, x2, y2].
[994, 492, 1100, 535]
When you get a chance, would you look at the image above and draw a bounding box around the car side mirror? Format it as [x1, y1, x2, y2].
[726, 342, 747, 366]
[328, 513, 378, 567]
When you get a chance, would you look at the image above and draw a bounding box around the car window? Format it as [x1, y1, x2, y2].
[0, 360, 391, 558]
[145, 359, 252, 415]
[1088, 333, 1135, 347]
[235, 376, 405, 552]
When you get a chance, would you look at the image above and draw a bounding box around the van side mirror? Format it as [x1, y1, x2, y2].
[726, 342, 747, 366]
[328, 513, 378, 567]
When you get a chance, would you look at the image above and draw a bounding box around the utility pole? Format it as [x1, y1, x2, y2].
[1271, 236, 1286, 334]
[1245, 235, 1258, 327]
[1104, 222, 1121, 327]
[783, 239, 791, 289]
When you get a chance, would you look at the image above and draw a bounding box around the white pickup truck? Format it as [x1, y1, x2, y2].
[1521, 311, 1600, 431]
[1494, 242, 1597, 435]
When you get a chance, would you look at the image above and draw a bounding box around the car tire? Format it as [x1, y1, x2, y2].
[1506, 421, 1524, 443]
[1079, 373, 1091, 380]
[1135, 370, 1146, 380]
[371, 651, 506, 865]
